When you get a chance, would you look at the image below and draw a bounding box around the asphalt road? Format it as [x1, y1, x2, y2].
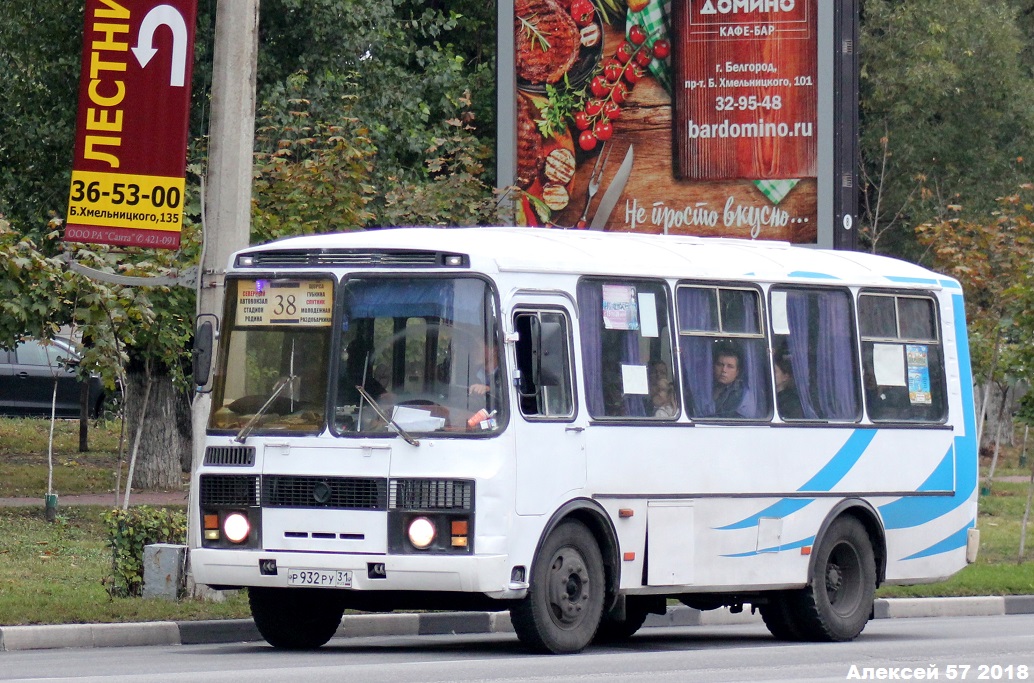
[2, 614, 1033, 683]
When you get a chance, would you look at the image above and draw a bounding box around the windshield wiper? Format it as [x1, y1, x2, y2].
[234, 375, 298, 443]
[355, 385, 420, 447]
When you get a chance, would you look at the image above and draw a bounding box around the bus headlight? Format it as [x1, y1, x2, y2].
[407, 516, 436, 549]
[223, 512, 251, 544]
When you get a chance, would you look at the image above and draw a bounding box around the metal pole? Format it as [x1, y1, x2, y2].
[188, 0, 260, 553]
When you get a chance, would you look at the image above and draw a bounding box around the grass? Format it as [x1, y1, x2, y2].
[0, 506, 250, 625]
[1, 417, 1033, 624]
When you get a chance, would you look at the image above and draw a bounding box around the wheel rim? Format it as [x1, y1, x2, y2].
[545, 545, 592, 629]
[824, 540, 863, 616]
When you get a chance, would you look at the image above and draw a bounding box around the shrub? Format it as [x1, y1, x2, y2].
[102, 506, 187, 597]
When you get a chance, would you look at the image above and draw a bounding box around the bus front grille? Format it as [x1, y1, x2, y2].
[389, 479, 474, 511]
[199, 474, 260, 507]
[262, 475, 387, 510]
[203, 446, 256, 467]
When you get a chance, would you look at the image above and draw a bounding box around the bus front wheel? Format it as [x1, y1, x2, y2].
[793, 516, 876, 641]
[511, 520, 605, 654]
[249, 587, 346, 650]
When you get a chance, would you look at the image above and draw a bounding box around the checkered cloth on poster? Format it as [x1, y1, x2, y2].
[754, 179, 800, 205]
[627, 0, 672, 96]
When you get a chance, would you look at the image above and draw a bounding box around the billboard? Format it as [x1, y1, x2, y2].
[500, 0, 858, 248]
[65, 0, 198, 250]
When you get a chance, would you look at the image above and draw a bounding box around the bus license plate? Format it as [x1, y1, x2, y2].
[286, 569, 353, 588]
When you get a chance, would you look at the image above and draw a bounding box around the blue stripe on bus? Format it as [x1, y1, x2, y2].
[886, 276, 940, 286]
[787, 271, 840, 280]
[879, 294, 978, 533]
[716, 430, 876, 530]
[722, 535, 815, 558]
[900, 520, 974, 561]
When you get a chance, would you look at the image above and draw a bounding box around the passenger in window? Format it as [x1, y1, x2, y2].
[650, 377, 678, 418]
[712, 342, 746, 418]
[774, 355, 804, 419]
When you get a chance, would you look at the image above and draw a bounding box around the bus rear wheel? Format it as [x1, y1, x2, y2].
[249, 587, 346, 650]
[511, 520, 605, 654]
[791, 516, 876, 642]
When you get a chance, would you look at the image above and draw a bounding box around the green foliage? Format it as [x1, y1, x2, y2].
[916, 186, 1034, 390]
[860, 0, 1034, 257]
[102, 506, 187, 598]
[252, 73, 377, 242]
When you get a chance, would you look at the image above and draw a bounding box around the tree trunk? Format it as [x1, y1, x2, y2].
[123, 369, 190, 490]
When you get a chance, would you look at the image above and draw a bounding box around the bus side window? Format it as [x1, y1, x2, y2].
[577, 280, 677, 419]
[677, 285, 770, 420]
[859, 293, 947, 423]
[514, 311, 574, 419]
[769, 287, 861, 422]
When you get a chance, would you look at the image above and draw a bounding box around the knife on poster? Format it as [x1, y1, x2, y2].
[588, 145, 634, 230]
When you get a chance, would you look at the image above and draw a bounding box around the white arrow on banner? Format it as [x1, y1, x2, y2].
[131, 4, 189, 87]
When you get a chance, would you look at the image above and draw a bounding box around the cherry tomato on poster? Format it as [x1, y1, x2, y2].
[615, 41, 634, 64]
[573, 110, 591, 130]
[585, 98, 604, 116]
[624, 64, 643, 84]
[652, 39, 671, 59]
[571, 0, 595, 27]
[590, 75, 609, 97]
[578, 129, 598, 151]
[603, 100, 621, 119]
[603, 61, 622, 83]
[594, 119, 614, 141]
[635, 48, 653, 67]
[628, 25, 647, 46]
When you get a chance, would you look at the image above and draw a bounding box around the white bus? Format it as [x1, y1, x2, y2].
[190, 227, 978, 653]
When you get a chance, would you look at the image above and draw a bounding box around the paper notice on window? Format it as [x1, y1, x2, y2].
[906, 344, 933, 405]
[603, 284, 639, 331]
[873, 343, 906, 387]
[621, 364, 650, 395]
[771, 291, 790, 335]
[638, 292, 659, 338]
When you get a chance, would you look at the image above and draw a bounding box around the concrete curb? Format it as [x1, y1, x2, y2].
[2, 598, 1033, 652]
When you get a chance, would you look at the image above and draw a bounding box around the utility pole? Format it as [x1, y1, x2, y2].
[188, 0, 260, 551]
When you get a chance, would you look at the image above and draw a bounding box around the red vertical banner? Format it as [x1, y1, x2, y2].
[672, 0, 818, 180]
[65, 0, 198, 250]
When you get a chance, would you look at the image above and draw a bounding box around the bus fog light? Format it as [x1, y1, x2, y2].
[223, 512, 251, 543]
[408, 517, 436, 549]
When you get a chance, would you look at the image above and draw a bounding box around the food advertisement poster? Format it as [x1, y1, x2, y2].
[509, 0, 828, 243]
[906, 344, 932, 406]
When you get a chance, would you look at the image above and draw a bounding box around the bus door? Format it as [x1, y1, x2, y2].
[510, 302, 586, 515]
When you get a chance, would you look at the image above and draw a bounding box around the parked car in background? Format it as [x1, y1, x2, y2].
[0, 338, 106, 418]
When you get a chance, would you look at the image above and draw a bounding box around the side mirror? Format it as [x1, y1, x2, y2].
[536, 320, 565, 387]
[193, 315, 218, 391]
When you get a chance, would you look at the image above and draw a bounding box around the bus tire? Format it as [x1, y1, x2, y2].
[759, 591, 807, 641]
[594, 596, 651, 643]
[249, 587, 345, 650]
[793, 516, 876, 641]
[511, 520, 605, 654]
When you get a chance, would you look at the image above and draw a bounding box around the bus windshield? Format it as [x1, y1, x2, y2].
[210, 278, 334, 434]
[334, 276, 504, 436]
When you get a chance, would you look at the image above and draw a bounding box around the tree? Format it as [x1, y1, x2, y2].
[916, 188, 1034, 457]
[860, 0, 1034, 258]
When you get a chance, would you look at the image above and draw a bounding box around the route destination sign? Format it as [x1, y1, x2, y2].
[65, 0, 198, 250]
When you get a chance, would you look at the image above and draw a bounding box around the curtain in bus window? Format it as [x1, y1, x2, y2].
[785, 290, 859, 420]
[733, 293, 769, 420]
[677, 288, 715, 417]
[345, 280, 461, 323]
[578, 282, 648, 418]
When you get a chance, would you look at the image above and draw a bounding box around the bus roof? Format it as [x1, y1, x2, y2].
[237, 227, 955, 290]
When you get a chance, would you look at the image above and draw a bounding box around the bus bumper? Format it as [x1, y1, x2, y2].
[190, 548, 519, 596]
